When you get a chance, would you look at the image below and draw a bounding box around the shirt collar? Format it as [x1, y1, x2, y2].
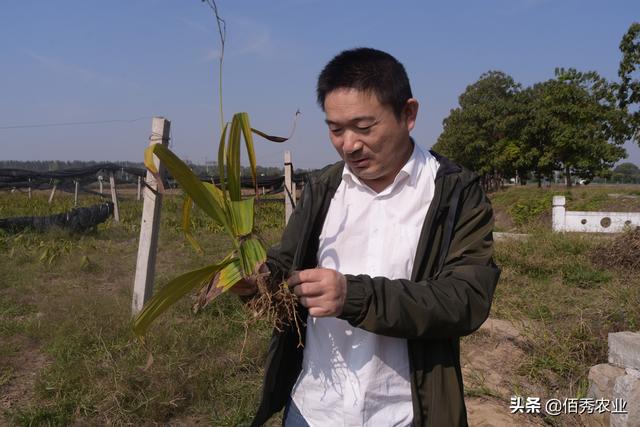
[341, 140, 426, 191]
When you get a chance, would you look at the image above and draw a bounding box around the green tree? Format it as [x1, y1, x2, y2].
[514, 86, 557, 186]
[618, 22, 640, 145]
[527, 69, 626, 186]
[434, 71, 523, 191]
[612, 162, 640, 183]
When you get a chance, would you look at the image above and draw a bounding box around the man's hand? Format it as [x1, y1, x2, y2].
[287, 268, 347, 317]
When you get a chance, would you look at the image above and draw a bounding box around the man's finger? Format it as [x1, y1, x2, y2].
[288, 269, 325, 287]
[286, 271, 301, 288]
[298, 295, 322, 308]
[292, 282, 324, 298]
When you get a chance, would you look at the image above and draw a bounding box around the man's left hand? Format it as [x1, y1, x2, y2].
[287, 268, 347, 317]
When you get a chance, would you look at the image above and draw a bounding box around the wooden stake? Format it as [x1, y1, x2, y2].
[48, 184, 57, 204]
[28, 178, 32, 199]
[137, 176, 142, 201]
[109, 172, 120, 222]
[74, 180, 79, 207]
[99, 176, 103, 194]
[284, 150, 294, 224]
[132, 117, 171, 316]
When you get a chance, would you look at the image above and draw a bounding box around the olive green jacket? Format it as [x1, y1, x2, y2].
[250, 151, 500, 427]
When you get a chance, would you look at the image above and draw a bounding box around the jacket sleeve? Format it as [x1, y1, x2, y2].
[337, 180, 500, 339]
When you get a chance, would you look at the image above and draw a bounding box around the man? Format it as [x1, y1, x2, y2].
[234, 47, 500, 427]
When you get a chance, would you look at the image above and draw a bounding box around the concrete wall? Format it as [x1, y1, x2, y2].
[552, 196, 640, 233]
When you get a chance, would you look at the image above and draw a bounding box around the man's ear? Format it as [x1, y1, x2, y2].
[404, 98, 419, 131]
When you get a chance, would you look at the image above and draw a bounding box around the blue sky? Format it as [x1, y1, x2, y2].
[2, 0, 639, 169]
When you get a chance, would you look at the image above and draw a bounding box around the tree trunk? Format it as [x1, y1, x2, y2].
[565, 165, 572, 188]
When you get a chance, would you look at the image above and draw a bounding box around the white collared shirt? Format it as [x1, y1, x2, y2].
[291, 144, 440, 426]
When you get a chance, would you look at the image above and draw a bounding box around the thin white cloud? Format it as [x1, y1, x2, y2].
[179, 17, 212, 35]
[25, 51, 117, 87]
[233, 17, 275, 57]
[201, 16, 275, 62]
[203, 48, 222, 62]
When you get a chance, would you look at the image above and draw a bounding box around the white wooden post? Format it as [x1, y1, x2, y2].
[48, 183, 57, 204]
[109, 172, 120, 223]
[552, 195, 566, 232]
[137, 176, 142, 201]
[98, 176, 104, 194]
[74, 180, 79, 207]
[132, 117, 171, 316]
[28, 178, 32, 199]
[284, 150, 294, 224]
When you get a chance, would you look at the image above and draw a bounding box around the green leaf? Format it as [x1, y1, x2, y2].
[132, 256, 234, 337]
[238, 112, 258, 192]
[250, 128, 289, 143]
[250, 109, 300, 143]
[202, 181, 226, 207]
[143, 146, 165, 193]
[182, 196, 203, 254]
[238, 236, 267, 276]
[218, 258, 244, 291]
[226, 115, 242, 201]
[229, 198, 254, 237]
[193, 258, 243, 312]
[144, 144, 233, 238]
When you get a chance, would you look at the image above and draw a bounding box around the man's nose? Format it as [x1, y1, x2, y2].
[342, 130, 362, 154]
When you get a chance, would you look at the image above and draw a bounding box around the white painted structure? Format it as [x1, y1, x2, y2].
[132, 117, 170, 316]
[552, 195, 640, 233]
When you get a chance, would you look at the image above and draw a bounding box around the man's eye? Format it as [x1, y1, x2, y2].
[330, 128, 343, 134]
[356, 125, 373, 132]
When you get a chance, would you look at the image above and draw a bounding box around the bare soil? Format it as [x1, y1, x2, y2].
[463, 318, 547, 427]
[0, 335, 50, 413]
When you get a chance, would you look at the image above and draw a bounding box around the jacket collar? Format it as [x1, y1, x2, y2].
[430, 150, 462, 178]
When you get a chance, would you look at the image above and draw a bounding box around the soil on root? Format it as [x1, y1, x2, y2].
[245, 272, 304, 347]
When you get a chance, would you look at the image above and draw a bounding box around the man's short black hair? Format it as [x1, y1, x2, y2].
[317, 47, 413, 119]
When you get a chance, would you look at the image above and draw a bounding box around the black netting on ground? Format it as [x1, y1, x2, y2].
[0, 202, 114, 233]
[0, 164, 307, 194]
[0, 164, 145, 182]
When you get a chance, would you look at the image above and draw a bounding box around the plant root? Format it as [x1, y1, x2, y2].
[245, 270, 305, 347]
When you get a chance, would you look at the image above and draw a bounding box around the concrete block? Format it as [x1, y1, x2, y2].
[588, 363, 625, 400]
[611, 369, 640, 427]
[586, 364, 625, 427]
[609, 332, 640, 370]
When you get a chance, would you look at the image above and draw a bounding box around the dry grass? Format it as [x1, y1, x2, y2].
[590, 228, 640, 271]
[0, 191, 282, 426]
[1, 184, 639, 426]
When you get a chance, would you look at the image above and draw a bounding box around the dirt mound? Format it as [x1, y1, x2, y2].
[462, 318, 547, 427]
[590, 228, 640, 271]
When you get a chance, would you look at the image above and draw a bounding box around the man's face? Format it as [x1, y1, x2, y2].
[324, 88, 418, 192]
